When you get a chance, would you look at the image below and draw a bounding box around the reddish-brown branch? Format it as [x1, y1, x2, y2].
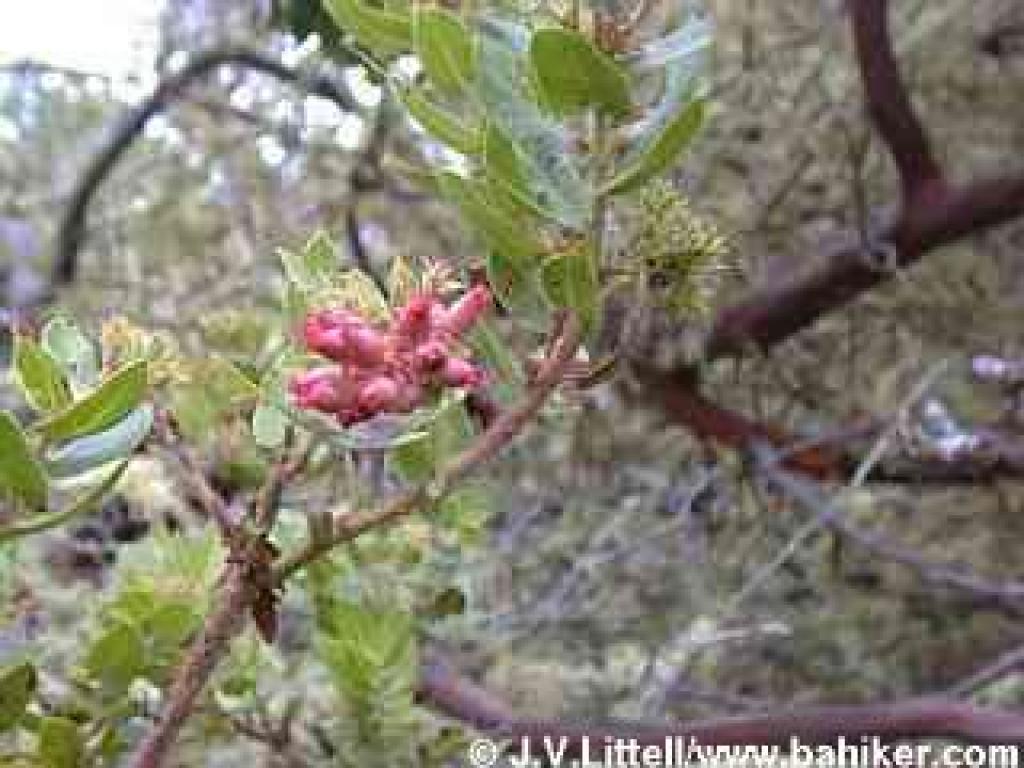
[635, 366, 1024, 485]
[634, 365, 845, 480]
[705, 174, 1024, 358]
[700, 0, 1024, 360]
[849, 0, 942, 200]
[419, 650, 1024, 752]
[130, 561, 254, 768]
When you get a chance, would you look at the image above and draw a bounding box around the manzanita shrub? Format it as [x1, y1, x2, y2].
[0, 1, 723, 765]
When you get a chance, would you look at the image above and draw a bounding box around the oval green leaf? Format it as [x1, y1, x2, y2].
[541, 241, 600, 336]
[13, 335, 70, 413]
[415, 8, 475, 93]
[40, 316, 99, 394]
[606, 98, 705, 195]
[0, 663, 36, 731]
[84, 620, 146, 693]
[485, 249, 551, 331]
[529, 27, 631, 117]
[252, 404, 288, 449]
[323, 0, 413, 56]
[0, 411, 46, 510]
[400, 88, 481, 156]
[438, 172, 544, 264]
[45, 404, 153, 478]
[37, 360, 148, 442]
[38, 716, 83, 768]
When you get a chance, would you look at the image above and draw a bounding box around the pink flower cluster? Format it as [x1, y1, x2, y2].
[290, 285, 492, 426]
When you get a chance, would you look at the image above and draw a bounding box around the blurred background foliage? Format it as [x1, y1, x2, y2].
[1, 0, 1024, 764]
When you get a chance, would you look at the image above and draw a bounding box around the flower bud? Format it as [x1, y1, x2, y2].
[440, 357, 485, 389]
[303, 309, 393, 366]
[357, 375, 401, 413]
[345, 325, 394, 367]
[393, 293, 435, 342]
[443, 284, 492, 338]
[289, 366, 356, 413]
[393, 378, 425, 413]
[412, 340, 448, 373]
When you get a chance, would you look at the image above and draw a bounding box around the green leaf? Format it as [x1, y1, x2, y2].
[0, 663, 36, 731]
[481, 121, 586, 225]
[436, 483, 492, 545]
[400, 88, 481, 156]
[36, 360, 148, 442]
[84, 620, 146, 693]
[322, 0, 413, 56]
[0, 411, 46, 510]
[37, 717, 83, 768]
[146, 601, 200, 657]
[12, 335, 70, 413]
[529, 27, 631, 117]
[482, 122, 522, 185]
[414, 8, 475, 93]
[482, 122, 532, 202]
[45, 405, 153, 478]
[393, 399, 473, 483]
[40, 317, 99, 395]
[606, 97, 705, 195]
[467, 319, 523, 390]
[316, 600, 417, 712]
[541, 240, 600, 336]
[0, 459, 129, 543]
[438, 173, 543, 265]
[486, 249, 551, 330]
[252, 404, 288, 449]
[474, 27, 589, 228]
[279, 230, 338, 294]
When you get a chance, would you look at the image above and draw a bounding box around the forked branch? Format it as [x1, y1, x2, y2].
[701, 1, 1024, 359]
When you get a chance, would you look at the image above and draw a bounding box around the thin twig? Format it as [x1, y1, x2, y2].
[949, 644, 1024, 698]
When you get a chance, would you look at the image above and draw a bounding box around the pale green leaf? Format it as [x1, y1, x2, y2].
[623, 16, 712, 73]
[606, 98, 705, 195]
[414, 8, 475, 93]
[12, 335, 70, 413]
[0, 663, 36, 731]
[474, 28, 589, 228]
[252, 404, 288, 449]
[38, 717, 83, 768]
[84, 620, 146, 693]
[322, 0, 413, 56]
[485, 249, 551, 331]
[36, 360, 148, 442]
[541, 240, 600, 335]
[0, 411, 46, 510]
[400, 88, 481, 156]
[41, 316, 99, 394]
[529, 27, 631, 117]
[438, 172, 543, 265]
[45, 405, 153, 478]
[393, 399, 473, 483]
[279, 230, 338, 293]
